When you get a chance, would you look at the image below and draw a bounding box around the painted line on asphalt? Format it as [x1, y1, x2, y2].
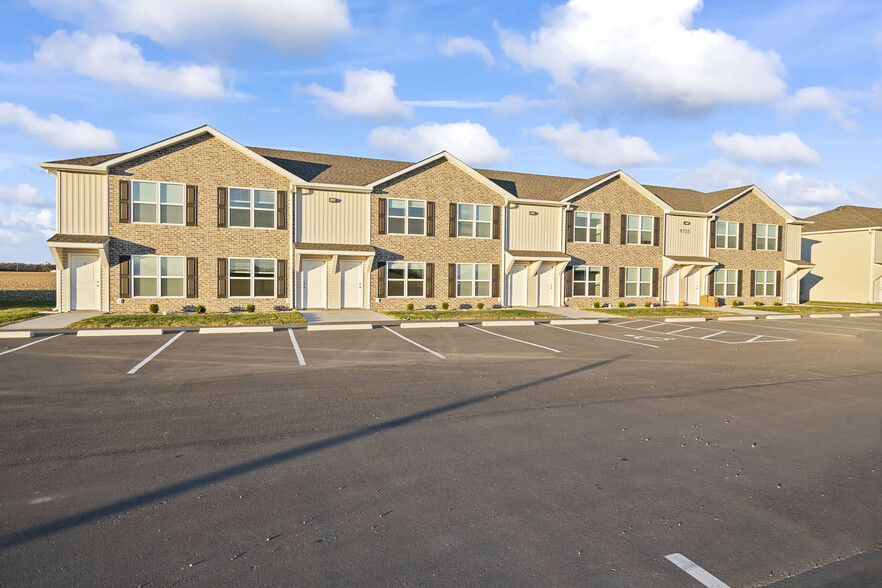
[734, 321, 858, 338]
[382, 326, 446, 359]
[604, 320, 792, 344]
[127, 331, 185, 375]
[798, 318, 882, 332]
[543, 324, 659, 348]
[666, 553, 730, 588]
[465, 324, 561, 353]
[699, 331, 726, 340]
[287, 328, 306, 366]
[0, 333, 63, 357]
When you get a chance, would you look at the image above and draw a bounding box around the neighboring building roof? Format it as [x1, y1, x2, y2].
[643, 185, 751, 212]
[294, 242, 375, 252]
[46, 153, 126, 166]
[802, 205, 882, 232]
[46, 234, 108, 243]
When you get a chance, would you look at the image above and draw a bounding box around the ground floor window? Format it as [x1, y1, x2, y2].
[574, 266, 602, 296]
[624, 267, 652, 296]
[387, 262, 425, 297]
[457, 263, 491, 297]
[133, 255, 184, 297]
[713, 269, 738, 297]
[754, 270, 776, 296]
[230, 258, 276, 297]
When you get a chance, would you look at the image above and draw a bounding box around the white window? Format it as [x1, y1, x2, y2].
[755, 224, 778, 251]
[387, 262, 425, 297]
[714, 269, 738, 297]
[715, 221, 739, 249]
[754, 270, 777, 296]
[574, 212, 603, 243]
[624, 267, 652, 297]
[457, 263, 491, 297]
[229, 258, 276, 297]
[387, 198, 426, 235]
[133, 255, 185, 297]
[626, 215, 654, 245]
[457, 203, 492, 238]
[573, 266, 602, 296]
[229, 187, 275, 229]
[132, 180, 184, 225]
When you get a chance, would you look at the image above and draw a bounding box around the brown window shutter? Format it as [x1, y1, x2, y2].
[185, 185, 197, 226]
[426, 201, 435, 237]
[377, 261, 386, 298]
[448, 263, 456, 297]
[425, 263, 434, 297]
[276, 190, 287, 230]
[750, 270, 756, 296]
[566, 210, 574, 242]
[564, 266, 573, 298]
[186, 257, 198, 298]
[619, 267, 626, 296]
[751, 224, 757, 249]
[119, 255, 131, 298]
[737, 270, 743, 297]
[652, 267, 659, 297]
[449, 203, 457, 237]
[775, 270, 781, 296]
[776, 226, 783, 251]
[277, 259, 287, 298]
[709, 221, 716, 248]
[119, 180, 130, 223]
[738, 223, 744, 250]
[603, 213, 611, 244]
[620, 214, 627, 244]
[217, 258, 227, 298]
[492, 264, 500, 298]
[378, 198, 387, 235]
[217, 187, 227, 228]
[653, 217, 660, 246]
[602, 267, 609, 297]
[492, 205, 501, 240]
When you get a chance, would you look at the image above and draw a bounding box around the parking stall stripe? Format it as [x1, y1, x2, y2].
[382, 326, 446, 359]
[127, 331, 185, 375]
[465, 324, 561, 353]
[287, 329, 306, 366]
[603, 320, 792, 344]
[734, 321, 858, 338]
[543, 324, 660, 348]
[0, 333, 62, 357]
[798, 318, 882, 332]
[665, 553, 730, 588]
[699, 331, 726, 339]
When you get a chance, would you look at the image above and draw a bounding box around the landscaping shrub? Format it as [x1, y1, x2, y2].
[773, 301, 781, 306]
[441, 302, 449, 310]
[406, 303, 414, 311]
[732, 300, 741, 307]
[196, 305, 206, 314]
[149, 303, 159, 314]
[753, 301, 762, 306]
[246, 303, 255, 313]
[644, 301, 652, 308]
[618, 301, 626, 308]
[593, 301, 601, 308]
[476, 302, 484, 310]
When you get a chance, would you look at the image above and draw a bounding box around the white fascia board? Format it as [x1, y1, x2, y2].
[803, 226, 882, 235]
[666, 209, 714, 218]
[295, 249, 375, 257]
[296, 182, 372, 194]
[560, 171, 620, 202]
[47, 240, 109, 250]
[38, 162, 108, 174]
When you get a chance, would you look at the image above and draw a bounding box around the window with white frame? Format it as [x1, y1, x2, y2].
[387, 198, 426, 235]
[714, 269, 738, 297]
[229, 258, 276, 297]
[715, 221, 739, 249]
[387, 262, 425, 297]
[574, 212, 603, 243]
[456, 263, 491, 297]
[457, 203, 492, 238]
[573, 266, 602, 296]
[133, 255, 185, 297]
[626, 215, 654, 245]
[229, 187, 275, 229]
[754, 270, 776, 296]
[624, 267, 652, 296]
[755, 224, 778, 250]
[132, 181, 185, 225]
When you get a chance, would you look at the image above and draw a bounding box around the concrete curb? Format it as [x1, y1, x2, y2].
[810, 314, 843, 318]
[549, 319, 600, 325]
[481, 320, 536, 327]
[850, 312, 880, 317]
[717, 316, 757, 321]
[766, 314, 801, 320]
[399, 322, 459, 328]
[0, 331, 33, 338]
[306, 323, 373, 332]
[199, 326, 275, 334]
[664, 317, 707, 323]
[77, 328, 165, 337]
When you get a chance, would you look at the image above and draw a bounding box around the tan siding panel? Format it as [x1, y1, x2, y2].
[298, 188, 369, 245]
[874, 231, 882, 264]
[803, 231, 871, 302]
[508, 204, 561, 251]
[58, 171, 105, 235]
[785, 224, 802, 259]
[664, 215, 705, 256]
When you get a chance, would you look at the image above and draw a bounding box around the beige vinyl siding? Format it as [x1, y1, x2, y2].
[526, 267, 538, 307]
[664, 215, 706, 256]
[874, 230, 882, 264]
[58, 171, 107, 235]
[507, 204, 562, 252]
[785, 224, 802, 259]
[327, 260, 341, 309]
[803, 231, 872, 302]
[295, 188, 369, 244]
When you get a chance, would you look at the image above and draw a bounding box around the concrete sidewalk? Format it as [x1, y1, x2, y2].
[532, 306, 611, 319]
[0, 311, 103, 330]
[299, 309, 396, 323]
[693, 305, 771, 315]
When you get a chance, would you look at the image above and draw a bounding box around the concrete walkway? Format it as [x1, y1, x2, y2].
[693, 305, 771, 315]
[299, 309, 395, 323]
[532, 307, 611, 319]
[0, 311, 103, 330]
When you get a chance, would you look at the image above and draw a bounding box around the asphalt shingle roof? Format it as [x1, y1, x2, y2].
[643, 185, 751, 212]
[802, 205, 882, 232]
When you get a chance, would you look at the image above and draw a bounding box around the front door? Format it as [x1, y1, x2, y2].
[70, 253, 100, 310]
[663, 271, 679, 305]
[685, 269, 701, 305]
[507, 263, 527, 307]
[340, 259, 363, 309]
[784, 273, 798, 304]
[300, 259, 326, 309]
[536, 264, 554, 306]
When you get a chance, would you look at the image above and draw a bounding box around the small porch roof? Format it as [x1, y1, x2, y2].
[47, 233, 109, 247]
[664, 255, 717, 265]
[294, 242, 375, 254]
[505, 249, 570, 261]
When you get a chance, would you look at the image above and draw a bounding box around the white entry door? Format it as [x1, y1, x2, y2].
[536, 264, 555, 306]
[663, 272, 679, 305]
[70, 253, 100, 310]
[507, 263, 528, 307]
[685, 269, 701, 305]
[300, 259, 326, 309]
[784, 273, 799, 304]
[340, 259, 363, 309]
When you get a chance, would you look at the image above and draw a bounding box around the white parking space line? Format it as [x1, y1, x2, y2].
[666, 553, 730, 588]
[465, 324, 561, 353]
[0, 333, 62, 357]
[737, 321, 858, 338]
[699, 331, 726, 339]
[382, 326, 446, 359]
[603, 320, 792, 344]
[543, 324, 660, 348]
[127, 331, 185, 375]
[799, 318, 882, 332]
[287, 329, 306, 366]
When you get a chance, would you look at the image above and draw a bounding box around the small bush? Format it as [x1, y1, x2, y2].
[618, 301, 626, 308]
[644, 301, 652, 308]
[196, 304, 206, 314]
[773, 301, 781, 306]
[477, 302, 484, 310]
[732, 300, 741, 307]
[246, 303, 255, 313]
[406, 303, 414, 311]
[149, 303, 159, 314]
[753, 300, 762, 306]
[593, 301, 601, 308]
[441, 302, 449, 310]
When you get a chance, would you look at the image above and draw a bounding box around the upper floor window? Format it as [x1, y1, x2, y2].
[388, 198, 426, 235]
[133, 255, 185, 297]
[754, 270, 777, 296]
[573, 266, 602, 296]
[133, 181, 184, 225]
[715, 221, 739, 249]
[624, 267, 652, 296]
[229, 258, 276, 297]
[626, 214, 654, 245]
[713, 269, 738, 297]
[755, 224, 778, 251]
[387, 262, 425, 297]
[574, 212, 604, 243]
[229, 187, 275, 229]
[457, 203, 492, 238]
[457, 263, 491, 297]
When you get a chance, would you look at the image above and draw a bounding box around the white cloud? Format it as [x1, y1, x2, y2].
[529, 123, 662, 168]
[778, 87, 857, 131]
[674, 159, 757, 192]
[711, 131, 821, 166]
[439, 37, 494, 65]
[30, 0, 351, 52]
[35, 30, 225, 99]
[499, 0, 786, 113]
[0, 184, 54, 208]
[765, 171, 851, 209]
[0, 209, 55, 247]
[304, 69, 413, 121]
[491, 94, 549, 115]
[368, 121, 511, 165]
[0, 102, 117, 151]
[404, 100, 497, 109]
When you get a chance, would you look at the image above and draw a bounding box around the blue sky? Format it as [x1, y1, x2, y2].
[2, 0, 881, 262]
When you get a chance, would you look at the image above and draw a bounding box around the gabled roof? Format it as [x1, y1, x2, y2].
[643, 185, 751, 213]
[802, 205, 882, 232]
[249, 147, 411, 186]
[47, 153, 126, 166]
[475, 168, 612, 202]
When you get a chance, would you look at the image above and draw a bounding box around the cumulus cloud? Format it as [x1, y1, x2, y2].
[499, 0, 786, 113]
[35, 30, 225, 99]
[29, 0, 351, 51]
[368, 121, 511, 165]
[0, 184, 54, 208]
[439, 37, 494, 65]
[529, 123, 662, 168]
[778, 86, 857, 132]
[0, 209, 55, 246]
[673, 159, 757, 192]
[765, 171, 852, 211]
[304, 69, 413, 121]
[711, 131, 821, 166]
[491, 94, 549, 115]
[0, 102, 117, 151]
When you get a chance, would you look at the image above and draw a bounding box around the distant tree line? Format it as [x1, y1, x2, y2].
[0, 262, 56, 272]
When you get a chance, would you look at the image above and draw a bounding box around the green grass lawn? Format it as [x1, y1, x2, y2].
[382, 308, 558, 321]
[68, 311, 306, 329]
[804, 301, 882, 310]
[0, 300, 54, 327]
[584, 306, 737, 318]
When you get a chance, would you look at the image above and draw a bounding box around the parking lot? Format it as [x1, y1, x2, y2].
[2, 315, 881, 586]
